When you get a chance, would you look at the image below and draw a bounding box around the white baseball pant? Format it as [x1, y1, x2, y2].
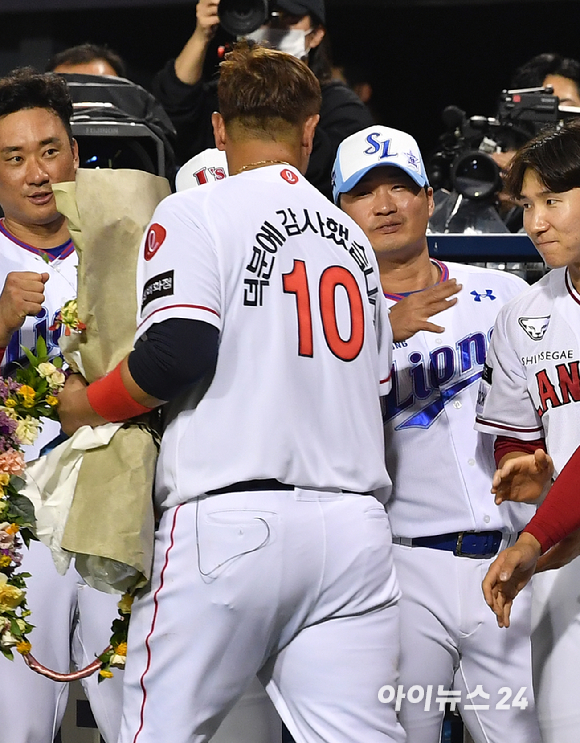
[118, 489, 405, 743]
[532, 558, 580, 742]
[0, 539, 124, 743]
[392, 543, 541, 743]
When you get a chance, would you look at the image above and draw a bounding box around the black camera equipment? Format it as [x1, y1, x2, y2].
[59, 73, 177, 184]
[218, 0, 269, 36]
[428, 87, 566, 201]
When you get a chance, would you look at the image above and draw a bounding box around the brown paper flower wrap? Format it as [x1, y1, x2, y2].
[50, 168, 170, 593]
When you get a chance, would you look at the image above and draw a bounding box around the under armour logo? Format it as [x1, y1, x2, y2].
[471, 289, 496, 302]
[519, 316, 551, 341]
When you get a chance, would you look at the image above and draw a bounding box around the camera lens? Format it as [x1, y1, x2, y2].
[219, 0, 269, 36]
[452, 151, 501, 200]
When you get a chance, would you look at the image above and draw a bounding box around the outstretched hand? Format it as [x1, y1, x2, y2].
[389, 279, 461, 342]
[492, 449, 554, 505]
[482, 533, 541, 627]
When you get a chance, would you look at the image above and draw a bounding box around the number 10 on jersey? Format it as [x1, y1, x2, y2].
[282, 260, 365, 362]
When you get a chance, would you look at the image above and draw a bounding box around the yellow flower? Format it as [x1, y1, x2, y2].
[46, 395, 59, 407]
[99, 669, 114, 679]
[16, 640, 31, 655]
[4, 399, 16, 408]
[0, 574, 24, 611]
[5, 523, 19, 535]
[114, 642, 127, 657]
[118, 593, 134, 614]
[17, 385, 35, 401]
[0, 474, 10, 487]
[0, 555, 11, 568]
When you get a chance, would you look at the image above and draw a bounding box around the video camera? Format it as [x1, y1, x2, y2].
[428, 87, 579, 201]
[218, 0, 269, 36]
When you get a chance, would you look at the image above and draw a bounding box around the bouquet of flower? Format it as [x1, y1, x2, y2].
[0, 339, 66, 659]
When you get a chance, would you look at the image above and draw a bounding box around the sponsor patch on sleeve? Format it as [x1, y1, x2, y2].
[144, 223, 167, 261]
[482, 362, 493, 385]
[141, 270, 174, 313]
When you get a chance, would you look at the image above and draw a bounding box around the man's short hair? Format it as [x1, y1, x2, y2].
[217, 41, 321, 140]
[510, 52, 580, 93]
[46, 43, 126, 79]
[0, 67, 73, 141]
[504, 118, 580, 197]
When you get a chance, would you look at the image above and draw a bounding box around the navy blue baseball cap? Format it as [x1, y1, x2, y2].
[276, 0, 326, 24]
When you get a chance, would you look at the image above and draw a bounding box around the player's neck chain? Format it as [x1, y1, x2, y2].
[232, 160, 293, 175]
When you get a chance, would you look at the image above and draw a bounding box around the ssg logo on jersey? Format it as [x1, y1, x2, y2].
[470, 289, 496, 302]
[519, 316, 551, 341]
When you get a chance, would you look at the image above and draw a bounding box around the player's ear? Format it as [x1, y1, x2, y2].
[301, 114, 320, 156]
[212, 113, 227, 151]
[71, 138, 80, 171]
[427, 186, 434, 217]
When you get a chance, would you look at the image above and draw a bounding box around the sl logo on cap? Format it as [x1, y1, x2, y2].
[144, 223, 167, 261]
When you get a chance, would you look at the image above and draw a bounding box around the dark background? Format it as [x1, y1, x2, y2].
[1, 0, 579, 158]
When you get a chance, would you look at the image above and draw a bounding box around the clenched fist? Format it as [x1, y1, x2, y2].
[0, 271, 49, 347]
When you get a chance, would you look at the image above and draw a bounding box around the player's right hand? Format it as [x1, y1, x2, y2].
[388, 279, 461, 342]
[0, 271, 49, 348]
[195, 0, 220, 41]
[492, 449, 554, 505]
[482, 532, 541, 628]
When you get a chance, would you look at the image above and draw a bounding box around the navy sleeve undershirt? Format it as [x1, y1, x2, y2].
[128, 318, 219, 401]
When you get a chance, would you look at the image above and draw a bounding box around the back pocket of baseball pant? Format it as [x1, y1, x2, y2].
[196, 508, 277, 579]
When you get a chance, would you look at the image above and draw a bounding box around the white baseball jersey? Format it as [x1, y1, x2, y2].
[384, 260, 533, 537]
[0, 222, 77, 459]
[385, 261, 541, 743]
[474, 267, 580, 743]
[475, 267, 580, 476]
[0, 221, 124, 743]
[136, 164, 393, 510]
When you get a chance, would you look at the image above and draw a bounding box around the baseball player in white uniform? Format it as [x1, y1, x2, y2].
[333, 125, 542, 743]
[0, 69, 123, 743]
[56, 44, 405, 743]
[477, 118, 580, 743]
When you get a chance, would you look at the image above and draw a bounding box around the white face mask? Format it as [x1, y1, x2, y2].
[241, 28, 310, 60]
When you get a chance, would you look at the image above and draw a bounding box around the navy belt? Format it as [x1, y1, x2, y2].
[207, 479, 294, 495]
[207, 479, 372, 496]
[393, 530, 504, 558]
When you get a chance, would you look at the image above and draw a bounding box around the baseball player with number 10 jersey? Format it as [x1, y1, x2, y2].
[476, 266, 580, 740]
[115, 162, 404, 742]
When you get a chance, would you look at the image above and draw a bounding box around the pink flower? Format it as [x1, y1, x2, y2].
[0, 450, 25, 475]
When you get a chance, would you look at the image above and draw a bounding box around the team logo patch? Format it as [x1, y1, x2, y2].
[482, 362, 493, 384]
[519, 315, 551, 341]
[144, 223, 167, 261]
[470, 289, 496, 302]
[281, 169, 299, 184]
[141, 270, 174, 313]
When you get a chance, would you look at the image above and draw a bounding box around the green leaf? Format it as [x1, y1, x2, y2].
[8, 494, 37, 530]
[35, 337, 48, 359]
[21, 346, 38, 368]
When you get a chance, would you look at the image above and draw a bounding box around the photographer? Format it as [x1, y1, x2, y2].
[152, 0, 373, 200]
[511, 52, 580, 108]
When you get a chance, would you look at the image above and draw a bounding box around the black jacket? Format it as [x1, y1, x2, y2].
[152, 60, 374, 200]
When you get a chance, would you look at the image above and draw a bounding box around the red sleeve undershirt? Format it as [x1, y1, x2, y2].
[523, 444, 580, 552]
[494, 435, 547, 468]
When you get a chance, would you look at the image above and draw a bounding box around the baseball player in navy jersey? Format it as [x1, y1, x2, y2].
[0, 69, 123, 743]
[476, 118, 580, 743]
[333, 125, 542, 743]
[56, 43, 405, 743]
